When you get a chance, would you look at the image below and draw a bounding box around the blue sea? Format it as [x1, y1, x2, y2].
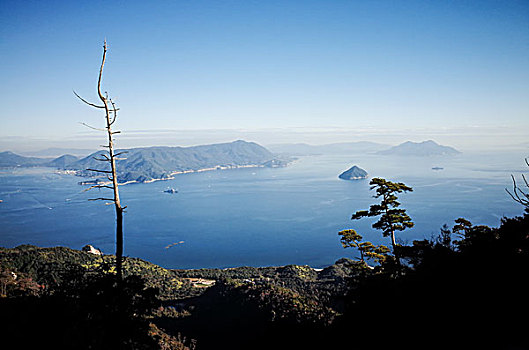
[0, 151, 526, 269]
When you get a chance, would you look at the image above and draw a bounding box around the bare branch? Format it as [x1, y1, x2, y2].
[86, 168, 113, 174]
[79, 122, 106, 132]
[93, 153, 110, 161]
[97, 42, 108, 105]
[507, 174, 529, 206]
[514, 177, 529, 197]
[88, 197, 115, 202]
[93, 154, 110, 162]
[109, 98, 118, 125]
[83, 185, 114, 192]
[515, 187, 529, 201]
[506, 188, 520, 203]
[73, 90, 105, 109]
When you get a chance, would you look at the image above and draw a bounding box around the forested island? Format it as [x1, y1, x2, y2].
[338, 165, 368, 180]
[0, 140, 293, 184]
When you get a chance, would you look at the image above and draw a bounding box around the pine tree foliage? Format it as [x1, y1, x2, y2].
[338, 229, 390, 264]
[351, 177, 414, 252]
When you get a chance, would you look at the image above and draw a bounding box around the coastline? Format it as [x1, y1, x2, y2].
[72, 163, 270, 186]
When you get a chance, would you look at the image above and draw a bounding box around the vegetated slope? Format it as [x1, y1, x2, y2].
[0, 151, 49, 167]
[46, 154, 79, 168]
[71, 140, 290, 182]
[0, 245, 196, 300]
[377, 140, 461, 156]
[0, 245, 194, 349]
[160, 259, 366, 350]
[0, 140, 291, 183]
[0, 244, 363, 306]
[0, 244, 364, 349]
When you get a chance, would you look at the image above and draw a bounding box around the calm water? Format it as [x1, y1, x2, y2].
[0, 151, 526, 269]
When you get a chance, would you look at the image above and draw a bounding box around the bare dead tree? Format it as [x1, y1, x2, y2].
[74, 41, 126, 280]
[506, 158, 529, 209]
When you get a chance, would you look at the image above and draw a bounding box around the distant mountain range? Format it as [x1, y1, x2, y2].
[0, 151, 65, 168]
[377, 140, 460, 156]
[0, 139, 461, 183]
[19, 148, 95, 158]
[268, 140, 460, 157]
[267, 141, 388, 155]
[0, 140, 292, 183]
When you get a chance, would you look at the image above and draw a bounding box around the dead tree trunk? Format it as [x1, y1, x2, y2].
[75, 41, 126, 280]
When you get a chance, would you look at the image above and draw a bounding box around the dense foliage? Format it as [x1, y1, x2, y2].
[0, 245, 197, 300]
[0, 268, 192, 349]
[334, 211, 529, 349]
[2, 211, 528, 349]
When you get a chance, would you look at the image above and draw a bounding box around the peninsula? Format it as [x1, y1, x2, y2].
[0, 140, 292, 184]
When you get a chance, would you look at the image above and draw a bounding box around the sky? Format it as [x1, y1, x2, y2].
[1, 0, 528, 151]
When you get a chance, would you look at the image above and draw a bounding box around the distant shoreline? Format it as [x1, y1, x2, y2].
[72, 163, 270, 186]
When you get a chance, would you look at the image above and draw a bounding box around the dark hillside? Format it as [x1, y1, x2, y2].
[1, 211, 528, 349]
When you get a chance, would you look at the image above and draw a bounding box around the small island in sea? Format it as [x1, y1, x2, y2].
[338, 165, 368, 180]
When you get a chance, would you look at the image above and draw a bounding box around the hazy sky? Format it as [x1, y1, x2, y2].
[1, 0, 528, 150]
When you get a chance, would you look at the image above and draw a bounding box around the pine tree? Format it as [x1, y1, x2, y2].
[351, 178, 414, 260]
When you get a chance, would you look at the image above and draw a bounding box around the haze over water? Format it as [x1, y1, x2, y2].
[0, 150, 525, 269]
